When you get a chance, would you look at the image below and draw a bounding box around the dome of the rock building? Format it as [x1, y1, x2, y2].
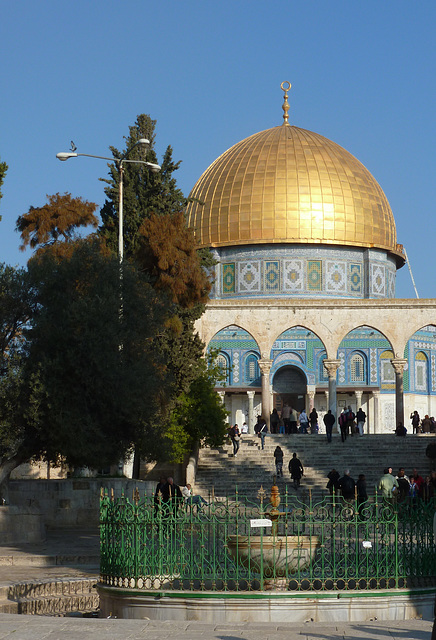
[187, 84, 404, 300]
[186, 123, 404, 265]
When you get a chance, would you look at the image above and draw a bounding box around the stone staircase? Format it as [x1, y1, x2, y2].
[193, 433, 434, 502]
[0, 577, 98, 615]
[0, 529, 99, 616]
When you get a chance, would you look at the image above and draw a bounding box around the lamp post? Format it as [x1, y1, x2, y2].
[56, 139, 161, 261]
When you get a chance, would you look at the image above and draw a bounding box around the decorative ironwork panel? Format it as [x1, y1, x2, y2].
[100, 489, 436, 593]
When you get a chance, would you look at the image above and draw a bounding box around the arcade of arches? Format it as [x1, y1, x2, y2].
[199, 299, 436, 435]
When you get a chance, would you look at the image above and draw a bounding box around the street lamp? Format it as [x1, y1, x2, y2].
[56, 139, 161, 261]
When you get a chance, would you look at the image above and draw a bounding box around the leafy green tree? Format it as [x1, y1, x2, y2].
[0, 243, 171, 495]
[163, 355, 228, 463]
[0, 157, 7, 220]
[16, 193, 98, 257]
[99, 114, 187, 257]
[0, 264, 37, 496]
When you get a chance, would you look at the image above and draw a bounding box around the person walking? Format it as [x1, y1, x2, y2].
[229, 424, 241, 457]
[270, 408, 280, 434]
[395, 467, 411, 501]
[281, 403, 291, 434]
[274, 445, 284, 477]
[299, 409, 309, 434]
[323, 409, 335, 443]
[289, 406, 298, 434]
[338, 470, 356, 500]
[255, 416, 267, 450]
[339, 409, 348, 442]
[326, 468, 340, 495]
[346, 406, 355, 436]
[309, 408, 318, 434]
[411, 410, 420, 434]
[422, 415, 432, 433]
[356, 407, 366, 437]
[378, 467, 399, 500]
[288, 452, 304, 489]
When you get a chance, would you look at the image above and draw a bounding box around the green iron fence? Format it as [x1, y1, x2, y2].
[100, 487, 436, 592]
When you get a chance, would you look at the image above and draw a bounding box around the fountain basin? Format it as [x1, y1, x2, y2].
[227, 535, 319, 576]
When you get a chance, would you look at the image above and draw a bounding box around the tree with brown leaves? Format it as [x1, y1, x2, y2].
[16, 193, 98, 256]
[136, 211, 211, 308]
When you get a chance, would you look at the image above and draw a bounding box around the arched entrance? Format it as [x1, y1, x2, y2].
[272, 365, 307, 412]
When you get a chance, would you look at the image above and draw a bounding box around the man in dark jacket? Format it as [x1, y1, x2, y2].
[323, 409, 336, 443]
[356, 407, 366, 437]
[288, 452, 304, 489]
[160, 477, 183, 515]
[338, 470, 356, 500]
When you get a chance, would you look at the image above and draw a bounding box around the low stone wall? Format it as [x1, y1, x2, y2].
[8, 479, 156, 529]
[97, 586, 436, 622]
[0, 505, 46, 543]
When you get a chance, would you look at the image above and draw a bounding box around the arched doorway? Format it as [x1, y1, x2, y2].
[272, 366, 307, 412]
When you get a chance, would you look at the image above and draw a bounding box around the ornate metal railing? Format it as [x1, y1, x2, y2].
[100, 486, 436, 592]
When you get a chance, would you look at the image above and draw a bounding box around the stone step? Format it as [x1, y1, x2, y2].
[193, 434, 432, 499]
[0, 577, 98, 616]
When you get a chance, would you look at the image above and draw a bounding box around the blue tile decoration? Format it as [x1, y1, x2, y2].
[232, 350, 240, 383]
[283, 259, 304, 292]
[349, 263, 362, 293]
[307, 260, 322, 291]
[264, 261, 280, 291]
[371, 264, 386, 297]
[388, 269, 396, 298]
[222, 263, 235, 294]
[326, 261, 346, 293]
[432, 354, 436, 391]
[238, 261, 261, 293]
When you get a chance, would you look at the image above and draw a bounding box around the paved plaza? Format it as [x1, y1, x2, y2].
[0, 614, 432, 639]
[0, 529, 433, 639]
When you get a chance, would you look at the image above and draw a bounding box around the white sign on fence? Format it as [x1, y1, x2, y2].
[250, 519, 272, 528]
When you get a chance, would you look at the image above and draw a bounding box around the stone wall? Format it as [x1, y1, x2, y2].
[8, 479, 156, 529]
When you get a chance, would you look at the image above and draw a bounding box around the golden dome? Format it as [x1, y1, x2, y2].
[186, 120, 404, 264]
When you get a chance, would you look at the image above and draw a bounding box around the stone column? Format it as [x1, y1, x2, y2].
[307, 386, 316, 413]
[372, 390, 380, 434]
[324, 389, 329, 410]
[247, 390, 255, 435]
[391, 358, 407, 430]
[323, 359, 341, 422]
[355, 390, 362, 411]
[258, 358, 273, 430]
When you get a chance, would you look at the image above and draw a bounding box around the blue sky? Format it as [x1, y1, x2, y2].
[0, 1, 435, 298]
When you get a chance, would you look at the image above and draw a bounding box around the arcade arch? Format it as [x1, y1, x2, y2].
[402, 324, 436, 422]
[207, 325, 262, 433]
[336, 326, 394, 434]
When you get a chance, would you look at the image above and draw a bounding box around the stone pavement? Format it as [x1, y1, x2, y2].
[0, 529, 433, 639]
[0, 614, 432, 639]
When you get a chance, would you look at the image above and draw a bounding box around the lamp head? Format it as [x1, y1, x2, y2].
[138, 138, 150, 148]
[56, 152, 78, 161]
[147, 163, 161, 173]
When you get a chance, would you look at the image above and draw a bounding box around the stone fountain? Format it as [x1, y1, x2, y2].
[227, 478, 319, 588]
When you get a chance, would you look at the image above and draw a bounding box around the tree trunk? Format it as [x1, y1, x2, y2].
[0, 454, 28, 504]
[132, 447, 140, 479]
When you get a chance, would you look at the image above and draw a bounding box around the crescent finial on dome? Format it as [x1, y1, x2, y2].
[281, 81, 291, 125]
